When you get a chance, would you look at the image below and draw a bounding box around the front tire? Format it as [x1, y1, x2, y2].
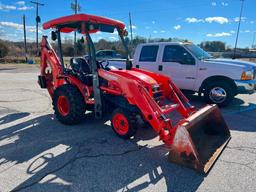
[53, 84, 86, 125]
[203, 81, 235, 107]
[111, 108, 137, 139]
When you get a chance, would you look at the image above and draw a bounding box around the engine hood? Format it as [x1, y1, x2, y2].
[205, 58, 256, 70]
[111, 70, 158, 85]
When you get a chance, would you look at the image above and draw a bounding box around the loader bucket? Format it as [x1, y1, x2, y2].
[168, 105, 231, 173]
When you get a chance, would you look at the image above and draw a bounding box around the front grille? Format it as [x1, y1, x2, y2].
[152, 85, 160, 92]
[153, 91, 163, 99]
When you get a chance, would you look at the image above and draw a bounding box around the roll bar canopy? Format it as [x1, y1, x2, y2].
[43, 14, 126, 34]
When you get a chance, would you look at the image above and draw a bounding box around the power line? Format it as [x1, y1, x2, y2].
[233, 0, 245, 59]
[86, 2, 210, 18]
[71, 0, 81, 56]
[252, 32, 256, 49]
[30, 0, 44, 56]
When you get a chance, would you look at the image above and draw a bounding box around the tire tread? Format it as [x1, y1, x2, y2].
[53, 84, 86, 125]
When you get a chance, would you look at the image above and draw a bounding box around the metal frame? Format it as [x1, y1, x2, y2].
[118, 28, 132, 70]
[57, 28, 65, 73]
[85, 23, 103, 118]
[54, 22, 132, 118]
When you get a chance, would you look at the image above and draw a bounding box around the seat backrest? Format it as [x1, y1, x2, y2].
[70, 58, 91, 74]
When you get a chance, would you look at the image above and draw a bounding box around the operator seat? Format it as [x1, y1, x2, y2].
[107, 66, 118, 70]
[70, 58, 93, 86]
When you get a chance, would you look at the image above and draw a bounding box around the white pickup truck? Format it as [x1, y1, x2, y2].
[109, 42, 256, 106]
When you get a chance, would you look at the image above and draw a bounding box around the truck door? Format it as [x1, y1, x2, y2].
[159, 45, 197, 90]
[134, 45, 160, 72]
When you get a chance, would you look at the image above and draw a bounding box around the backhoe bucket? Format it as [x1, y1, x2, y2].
[168, 105, 231, 173]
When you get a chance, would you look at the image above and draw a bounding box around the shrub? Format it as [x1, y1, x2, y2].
[0, 41, 9, 58]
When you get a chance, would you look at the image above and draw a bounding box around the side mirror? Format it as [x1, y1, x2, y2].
[122, 29, 128, 37]
[188, 57, 195, 65]
[126, 60, 133, 70]
[180, 53, 195, 65]
[80, 37, 85, 43]
[51, 31, 57, 41]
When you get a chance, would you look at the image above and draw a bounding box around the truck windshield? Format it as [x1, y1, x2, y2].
[185, 44, 213, 60]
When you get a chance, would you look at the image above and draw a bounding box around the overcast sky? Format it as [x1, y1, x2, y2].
[0, 0, 255, 48]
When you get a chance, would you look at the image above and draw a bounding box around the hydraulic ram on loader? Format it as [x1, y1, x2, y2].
[39, 13, 231, 173]
[99, 68, 231, 173]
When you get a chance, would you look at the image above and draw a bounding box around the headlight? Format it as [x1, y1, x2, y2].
[152, 84, 160, 92]
[241, 70, 254, 80]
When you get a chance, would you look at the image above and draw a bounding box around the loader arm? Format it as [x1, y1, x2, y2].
[99, 69, 187, 145]
[131, 68, 195, 117]
[99, 69, 231, 173]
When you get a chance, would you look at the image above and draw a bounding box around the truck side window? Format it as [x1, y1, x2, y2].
[106, 51, 113, 57]
[139, 45, 159, 62]
[97, 52, 105, 58]
[163, 45, 195, 65]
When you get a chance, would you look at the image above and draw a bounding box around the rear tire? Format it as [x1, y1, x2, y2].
[53, 84, 86, 125]
[111, 108, 137, 139]
[203, 81, 235, 107]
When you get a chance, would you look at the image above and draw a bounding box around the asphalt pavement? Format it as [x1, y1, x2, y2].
[0, 64, 256, 192]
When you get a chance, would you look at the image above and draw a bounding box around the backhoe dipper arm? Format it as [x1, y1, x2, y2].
[40, 36, 63, 76]
[40, 36, 64, 96]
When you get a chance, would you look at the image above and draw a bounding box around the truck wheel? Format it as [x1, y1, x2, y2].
[111, 108, 137, 139]
[204, 81, 234, 107]
[53, 84, 86, 125]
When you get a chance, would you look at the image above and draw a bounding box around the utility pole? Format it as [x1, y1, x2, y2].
[71, 0, 81, 56]
[252, 32, 256, 49]
[23, 15, 28, 62]
[233, 0, 245, 59]
[129, 12, 133, 46]
[30, 0, 44, 56]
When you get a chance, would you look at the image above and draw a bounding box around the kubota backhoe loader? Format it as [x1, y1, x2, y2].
[38, 14, 231, 173]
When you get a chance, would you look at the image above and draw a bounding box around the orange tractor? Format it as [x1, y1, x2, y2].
[38, 14, 231, 173]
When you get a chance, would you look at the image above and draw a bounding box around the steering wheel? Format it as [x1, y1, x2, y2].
[97, 60, 110, 69]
